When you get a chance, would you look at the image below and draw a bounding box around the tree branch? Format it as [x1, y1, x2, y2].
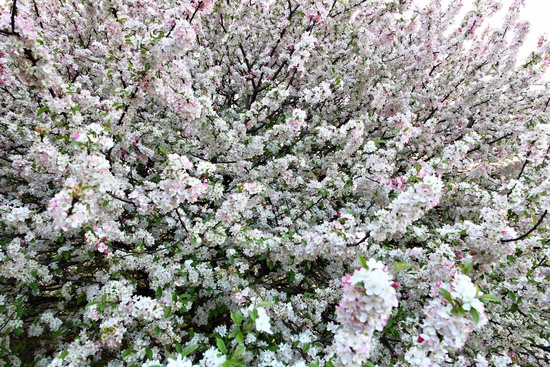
[502, 210, 548, 243]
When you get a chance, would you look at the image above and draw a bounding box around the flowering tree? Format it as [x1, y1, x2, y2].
[1, 0, 550, 366]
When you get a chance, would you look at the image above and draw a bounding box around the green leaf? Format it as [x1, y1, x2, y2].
[357, 254, 368, 269]
[469, 308, 480, 324]
[438, 287, 454, 305]
[231, 311, 242, 326]
[59, 351, 68, 359]
[157, 145, 168, 156]
[16, 305, 25, 318]
[164, 306, 172, 318]
[233, 345, 245, 357]
[76, 295, 86, 305]
[37, 107, 48, 116]
[462, 261, 474, 274]
[216, 337, 227, 354]
[510, 303, 519, 313]
[145, 347, 153, 360]
[181, 344, 198, 358]
[171, 349, 185, 367]
[235, 331, 244, 345]
[222, 359, 244, 367]
[394, 261, 414, 271]
[121, 349, 135, 358]
[479, 294, 500, 303]
[257, 301, 274, 308]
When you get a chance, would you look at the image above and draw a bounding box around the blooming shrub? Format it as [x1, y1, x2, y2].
[1, 0, 550, 366]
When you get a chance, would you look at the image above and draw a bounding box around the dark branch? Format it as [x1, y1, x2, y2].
[502, 210, 548, 243]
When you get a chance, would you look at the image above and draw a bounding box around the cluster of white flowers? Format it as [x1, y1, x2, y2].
[241, 304, 274, 335]
[0, 239, 51, 285]
[370, 174, 443, 241]
[0, 203, 31, 234]
[286, 108, 307, 131]
[302, 82, 332, 104]
[46, 124, 126, 232]
[152, 154, 208, 213]
[216, 193, 249, 224]
[72, 123, 115, 151]
[288, 32, 317, 74]
[407, 274, 488, 366]
[332, 258, 398, 366]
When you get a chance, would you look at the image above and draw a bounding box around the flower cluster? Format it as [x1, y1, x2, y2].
[370, 174, 444, 241]
[406, 274, 489, 366]
[332, 258, 398, 366]
[153, 153, 209, 213]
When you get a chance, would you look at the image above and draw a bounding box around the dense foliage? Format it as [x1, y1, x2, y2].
[1, 0, 550, 366]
